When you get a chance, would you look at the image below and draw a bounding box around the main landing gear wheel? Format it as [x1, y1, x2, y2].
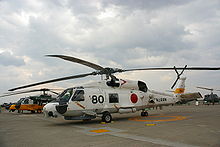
[102, 112, 112, 123]
[37, 109, 42, 113]
[141, 111, 148, 117]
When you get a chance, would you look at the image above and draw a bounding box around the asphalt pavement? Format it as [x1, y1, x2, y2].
[0, 104, 220, 147]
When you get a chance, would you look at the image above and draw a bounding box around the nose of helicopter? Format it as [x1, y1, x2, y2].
[55, 104, 68, 114]
[43, 102, 60, 117]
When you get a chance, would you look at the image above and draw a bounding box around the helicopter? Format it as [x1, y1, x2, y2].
[197, 87, 220, 105]
[8, 55, 220, 122]
[0, 88, 61, 113]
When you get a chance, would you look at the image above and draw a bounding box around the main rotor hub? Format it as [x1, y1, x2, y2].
[96, 67, 123, 75]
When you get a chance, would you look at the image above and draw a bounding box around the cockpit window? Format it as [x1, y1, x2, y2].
[23, 99, 29, 104]
[17, 98, 25, 104]
[72, 90, 84, 101]
[58, 88, 73, 102]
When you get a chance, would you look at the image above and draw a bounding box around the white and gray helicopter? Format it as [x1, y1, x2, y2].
[9, 55, 220, 123]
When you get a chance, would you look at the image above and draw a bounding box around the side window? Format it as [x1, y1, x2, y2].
[29, 100, 34, 104]
[72, 90, 85, 101]
[33, 100, 38, 104]
[138, 81, 148, 92]
[109, 93, 119, 103]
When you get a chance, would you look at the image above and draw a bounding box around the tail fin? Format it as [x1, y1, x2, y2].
[174, 77, 203, 103]
[174, 77, 186, 94]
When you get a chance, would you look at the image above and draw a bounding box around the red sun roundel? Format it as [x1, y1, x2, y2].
[130, 93, 138, 103]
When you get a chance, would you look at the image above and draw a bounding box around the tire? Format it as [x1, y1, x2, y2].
[141, 111, 148, 117]
[102, 112, 112, 123]
[37, 109, 42, 113]
[145, 111, 148, 117]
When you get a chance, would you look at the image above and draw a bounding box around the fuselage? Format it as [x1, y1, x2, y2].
[10, 95, 55, 113]
[43, 79, 179, 120]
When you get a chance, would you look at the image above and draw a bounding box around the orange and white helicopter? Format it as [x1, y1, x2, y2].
[0, 88, 60, 113]
[8, 55, 220, 123]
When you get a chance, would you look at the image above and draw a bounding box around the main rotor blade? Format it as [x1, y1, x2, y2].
[49, 91, 59, 95]
[0, 90, 40, 97]
[8, 72, 95, 91]
[1, 89, 45, 97]
[3, 88, 63, 95]
[122, 67, 220, 72]
[197, 86, 214, 91]
[46, 55, 105, 71]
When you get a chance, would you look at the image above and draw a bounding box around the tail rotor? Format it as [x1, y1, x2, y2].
[171, 65, 187, 89]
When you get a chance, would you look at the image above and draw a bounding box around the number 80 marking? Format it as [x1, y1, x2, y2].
[92, 95, 104, 104]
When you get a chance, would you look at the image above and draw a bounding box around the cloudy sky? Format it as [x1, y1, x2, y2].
[0, 0, 220, 104]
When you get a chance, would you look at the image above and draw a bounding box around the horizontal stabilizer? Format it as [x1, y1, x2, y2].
[180, 92, 202, 100]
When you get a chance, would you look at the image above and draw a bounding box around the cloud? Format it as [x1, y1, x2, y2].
[0, 51, 25, 66]
[0, 0, 220, 104]
[101, 0, 192, 11]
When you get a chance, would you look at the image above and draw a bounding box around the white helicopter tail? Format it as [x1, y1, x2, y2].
[174, 77, 186, 95]
[174, 77, 202, 102]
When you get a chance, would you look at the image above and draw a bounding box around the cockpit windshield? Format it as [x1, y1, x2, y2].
[22, 98, 29, 104]
[58, 88, 73, 103]
[17, 98, 25, 104]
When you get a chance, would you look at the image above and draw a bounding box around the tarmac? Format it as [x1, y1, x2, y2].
[0, 104, 220, 147]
